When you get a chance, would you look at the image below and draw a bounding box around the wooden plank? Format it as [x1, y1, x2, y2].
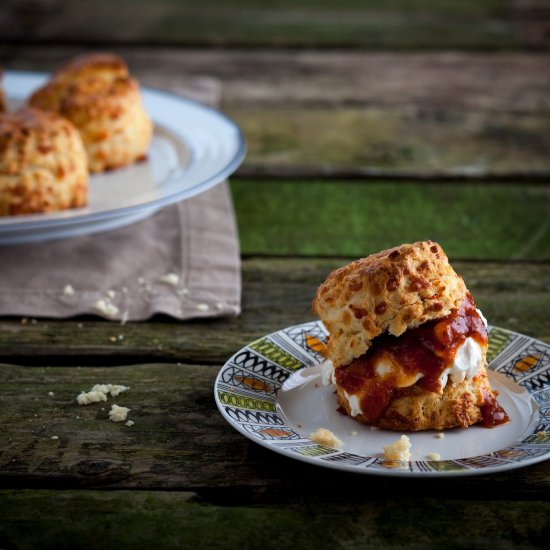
[231, 180, 550, 260]
[0, 362, 548, 496]
[0, 0, 536, 50]
[2, 47, 549, 178]
[1, 490, 549, 549]
[0, 259, 548, 362]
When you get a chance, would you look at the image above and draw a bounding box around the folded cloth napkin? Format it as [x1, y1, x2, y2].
[0, 77, 241, 321]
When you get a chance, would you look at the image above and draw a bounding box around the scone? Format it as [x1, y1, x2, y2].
[0, 107, 88, 215]
[0, 68, 6, 112]
[312, 241, 509, 431]
[28, 53, 152, 173]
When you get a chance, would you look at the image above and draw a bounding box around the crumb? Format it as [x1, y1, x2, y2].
[196, 303, 209, 312]
[160, 273, 180, 286]
[76, 384, 129, 405]
[297, 423, 302, 428]
[106, 290, 116, 299]
[63, 284, 75, 296]
[95, 299, 119, 317]
[77, 323, 84, 328]
[118, 334, 124, 340]
[21, 317, 28, 325]
[427, 452, 441, 461]
[109, 336, 117, 342]
[350, 431, 358, 436]
[109, 404, 130, 423]
[125, 420, 134, 427]
[51, 435, 59, 440]
[137, 277, 145, 285]
[177, 288, 189, 296]
[436, 432, 445, 439]
[48, 391, 54, 397]
[31, 318, 37, 325]
[383, 435, 411, 462]
[215, 302, 224, 310]
[309, 427, 343, 449]
[537, 431, 547, 437]
[120, 311, 129, 326]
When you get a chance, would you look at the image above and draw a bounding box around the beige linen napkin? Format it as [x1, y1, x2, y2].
[0, 77, 241, 321]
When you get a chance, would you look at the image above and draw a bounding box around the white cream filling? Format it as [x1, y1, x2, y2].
[438, 336, 484, 388]
[320, 359, 336, 386]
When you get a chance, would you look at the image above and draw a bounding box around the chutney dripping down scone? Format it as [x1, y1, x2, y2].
[28, 53, 152, 173]
[312, 240, 509, 431]
[0, 107, 88, 216]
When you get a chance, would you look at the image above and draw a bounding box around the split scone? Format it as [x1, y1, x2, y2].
[312, 240, 508, 431]
[0, 107, 88, 215]
[28, 53, 152, 173]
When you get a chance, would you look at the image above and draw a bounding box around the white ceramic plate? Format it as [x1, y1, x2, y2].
[215, 321, 550, 477]
[0, 70, 246, 244]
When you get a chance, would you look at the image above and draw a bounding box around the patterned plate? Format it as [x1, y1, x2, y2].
[215, 321, 550, 477]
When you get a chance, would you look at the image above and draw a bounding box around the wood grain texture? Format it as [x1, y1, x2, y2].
[0, 259, 548, 363]
[1, 490, 549, 549]
[1, 47, 549, 178]
[0, 362, 548, 496]
[0, 0, 539, 49]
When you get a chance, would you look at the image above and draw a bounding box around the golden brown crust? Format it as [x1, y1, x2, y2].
[0, 107, 88, 215]
[336, 367, 493, 431]
[28, 53, 152, 173]
[312, 241, 467, 367]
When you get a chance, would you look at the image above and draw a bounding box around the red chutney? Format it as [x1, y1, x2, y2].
[335, 293, 499, 423]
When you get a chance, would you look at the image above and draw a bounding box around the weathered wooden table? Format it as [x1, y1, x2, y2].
[1, 2, 549, 547]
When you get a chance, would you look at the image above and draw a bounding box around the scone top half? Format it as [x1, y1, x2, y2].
[312, 240, 468, 369]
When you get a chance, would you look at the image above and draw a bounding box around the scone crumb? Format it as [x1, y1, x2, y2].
[95, 299, 119, 317]
[435, 432, 445, 439]
[309, 427, 343, 449]
[160, 273, 180, 286]
[109, 404, 130, 423]
[63, 284, 75, 296]
[51, 435, 59, 440]
[125, 420, 135, 427]
[106, 290, 116, 299]
[76, 384, 129, 405]
[383, 435, 411, 462]
[427, 452, 441, 461]
[196, 303, 210, 312]
[48, 391, 54, 397]
[350, 431, 358, 437]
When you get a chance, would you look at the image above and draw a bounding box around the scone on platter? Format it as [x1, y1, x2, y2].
[312, 240, 509, 431]
[0, 107, 88, 215]
[28, 53, 152, 173]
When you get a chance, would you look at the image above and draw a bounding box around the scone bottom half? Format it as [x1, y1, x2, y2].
[313, 241, 509, 431]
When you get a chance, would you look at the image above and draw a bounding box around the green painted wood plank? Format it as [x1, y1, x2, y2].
[0, 490, 549, 549]
[0, 0, 530, 50]
[232, 180, 550, 260]
[0, 363, 548, 494]
[0, 259, 548, 361]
